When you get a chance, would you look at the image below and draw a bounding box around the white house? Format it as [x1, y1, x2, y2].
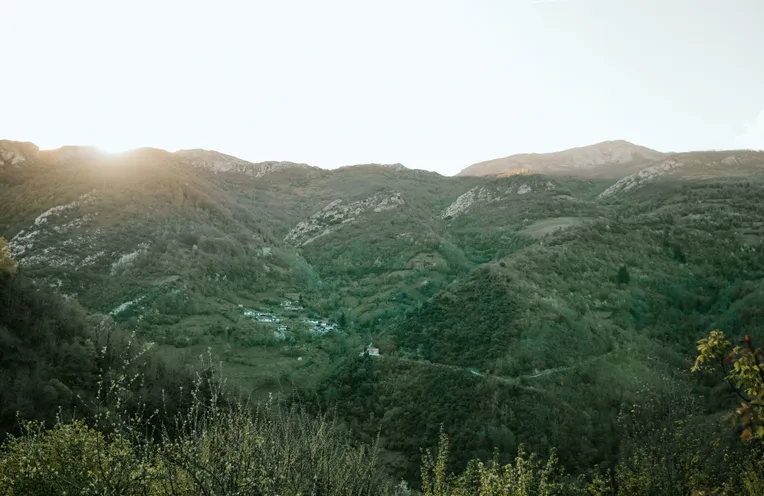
[359, 343, 381, 357]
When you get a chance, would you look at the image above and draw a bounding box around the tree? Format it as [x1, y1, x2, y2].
[670, 244, 686, 264]
[693, 330, 764, 441]
[617, 265, 630, 285]
[0, 237, 16, 274]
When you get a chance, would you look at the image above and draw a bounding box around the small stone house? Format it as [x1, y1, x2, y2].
[359, 343, 381, 357]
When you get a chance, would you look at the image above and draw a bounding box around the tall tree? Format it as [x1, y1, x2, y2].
[617, 265, 631, 285]
[339, 311, 347, 327]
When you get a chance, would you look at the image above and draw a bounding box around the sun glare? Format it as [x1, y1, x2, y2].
[94, 143, 134, 154]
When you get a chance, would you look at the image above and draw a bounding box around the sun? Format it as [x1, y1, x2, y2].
[89, 135, 151, 154]
[94, 142, 135, 154]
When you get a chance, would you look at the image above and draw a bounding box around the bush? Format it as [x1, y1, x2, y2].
[0, 350, 393, 495]
[420, 429, 579, 496]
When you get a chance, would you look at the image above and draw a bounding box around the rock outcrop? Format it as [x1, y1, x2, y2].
[442, 187, 500, 219]
[599, 151, 764, 197]
[442, 180, 553, 219]
[285, 192, 405, 246]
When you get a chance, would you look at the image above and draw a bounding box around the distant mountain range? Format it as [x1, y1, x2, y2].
[5, 138, 764, 184]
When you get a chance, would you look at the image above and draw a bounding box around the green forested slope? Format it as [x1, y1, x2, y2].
[0, 267, 198, 441]
[309, 178, 764, 480]
[3, 140, 764, 491]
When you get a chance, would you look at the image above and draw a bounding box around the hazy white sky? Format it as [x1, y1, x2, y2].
[2, 0, 763, 175]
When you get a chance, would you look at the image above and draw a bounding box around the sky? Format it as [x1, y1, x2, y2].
[2, 0, 763, 175]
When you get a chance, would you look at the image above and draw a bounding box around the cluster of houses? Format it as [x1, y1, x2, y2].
[242, 308, 281, 323]
[239, 301, 341, 337]
[279, 300, 304, 312]
[303, 318, 338, 335]
[238, 302, 384, 359]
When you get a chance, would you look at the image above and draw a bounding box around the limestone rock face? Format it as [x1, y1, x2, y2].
[441, 180, 551, 219]
[599, 151, 764, 197]
[285, 192, 405, 246]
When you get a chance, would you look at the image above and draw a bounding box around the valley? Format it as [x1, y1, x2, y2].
[2, 139, 764, 490]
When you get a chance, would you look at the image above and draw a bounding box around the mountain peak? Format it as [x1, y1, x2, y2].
[457, 140, 664, 178]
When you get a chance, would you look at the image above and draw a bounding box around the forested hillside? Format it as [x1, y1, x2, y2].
[2, 139, 764, 493]
[313, 178, 764, 480]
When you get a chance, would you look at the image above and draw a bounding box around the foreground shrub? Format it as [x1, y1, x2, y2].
[0, 351, 393, 495]
[420, 429, 578, 496]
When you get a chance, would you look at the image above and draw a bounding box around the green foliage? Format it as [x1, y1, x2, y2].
[613, 420, 729, 495]
[0, 419, 153, 495]
[0, 403, 390, 495]
[693, 330, 764, 441]
[0, 269, 195, 441]
[313, 177, 764, 480]
[0, 349, 393, 495]
[412, 403, 764, 495]
[421, 430, 571, 495]
[739, 457, 764, 495]
[616, 266, 630, 285]
[393, 267, 520, 367]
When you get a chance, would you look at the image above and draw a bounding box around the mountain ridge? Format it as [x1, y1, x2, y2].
[6, 139, 763, 185]
[599, 150, 764, 197]
[457, 140, 666, 178]
[0, 140, 435, 177]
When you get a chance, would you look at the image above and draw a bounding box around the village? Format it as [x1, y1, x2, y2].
[239, 299, 340, 340]
[238, 299, 382, 356]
